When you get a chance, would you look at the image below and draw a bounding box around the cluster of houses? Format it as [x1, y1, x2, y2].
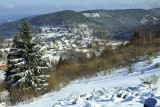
[38, 26, 127, 51]
[0, 26, 128, 68]
[38, 26, 92, 39]
[41, 27, 128, 62]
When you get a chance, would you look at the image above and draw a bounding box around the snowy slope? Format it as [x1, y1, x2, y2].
[12, 56, 160, 107]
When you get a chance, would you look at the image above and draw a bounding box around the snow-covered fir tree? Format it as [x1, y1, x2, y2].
[6, 20, 49, 90]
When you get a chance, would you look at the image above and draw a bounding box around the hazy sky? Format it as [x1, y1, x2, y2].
[0, 0, 155, 16]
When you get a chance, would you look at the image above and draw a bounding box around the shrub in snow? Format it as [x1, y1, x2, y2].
[0, 51, 2, 59]
[145, 52, 156, 65]
[140, 74, 159, 88]
[146, 59, 153, 65]
[155, 62, 160, 68]
[5, 20, 49, 90]
[127, 64, 134, 74]
[122, 52, 134, 74]
[0, 91, 9, 103]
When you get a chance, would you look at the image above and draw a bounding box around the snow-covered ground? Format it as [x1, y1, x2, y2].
[0, 59, 6, 83]
[10, 55, 160, 107]
[0, 69, 9, 107]
[0, 70, 5, 83]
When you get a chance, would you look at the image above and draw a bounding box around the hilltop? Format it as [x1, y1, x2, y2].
[81, 9, 160, 39]
[0, 10, 104, 38]
[0, 9, 160, 40]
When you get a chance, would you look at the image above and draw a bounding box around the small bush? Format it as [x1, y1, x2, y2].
[9, 85, 50, 105]
[0, 91, 9, 103]
[0, 82, 8, 103]
[140, 74, 159, 87]
[0, 51, 3, 59]
[155, 62, 160, 68]
[47, 73, 61, 92]
[127, 65, 134, 74]
[145, 48, 157, 65]
[146, 58, 153, 65]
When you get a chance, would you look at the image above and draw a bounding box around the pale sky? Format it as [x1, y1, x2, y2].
[0, 0, 155, 16]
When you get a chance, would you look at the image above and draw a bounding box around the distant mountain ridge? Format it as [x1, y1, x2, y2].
[81, 9, 160, 39]
[0, 9, 160, 40]
[0, 10, 105, 38]
[0, 15, 32, 25]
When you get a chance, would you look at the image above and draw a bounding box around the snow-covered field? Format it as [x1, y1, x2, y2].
[0, 56, 160, 107]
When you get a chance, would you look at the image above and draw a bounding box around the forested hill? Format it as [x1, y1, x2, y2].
[0, 9, 160, 40]
[29, 10, 103, 27]
[81, 9, 160, 40]
[0, 10, 105, 38]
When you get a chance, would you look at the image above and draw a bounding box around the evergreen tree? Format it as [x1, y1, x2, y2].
[129, 32, 141, 46]
[6, 20, 49, 90]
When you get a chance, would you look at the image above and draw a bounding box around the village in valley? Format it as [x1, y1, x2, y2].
[0, 26, 127, 69]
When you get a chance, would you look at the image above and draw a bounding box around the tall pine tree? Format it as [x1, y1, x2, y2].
[6, 20, 49, 90]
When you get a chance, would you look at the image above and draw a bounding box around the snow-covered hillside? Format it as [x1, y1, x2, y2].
[12, 55, 160, 107]
[82, 13, 100, 18]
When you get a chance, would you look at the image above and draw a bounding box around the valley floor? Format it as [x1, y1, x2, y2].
[2, 56, 160, 107]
